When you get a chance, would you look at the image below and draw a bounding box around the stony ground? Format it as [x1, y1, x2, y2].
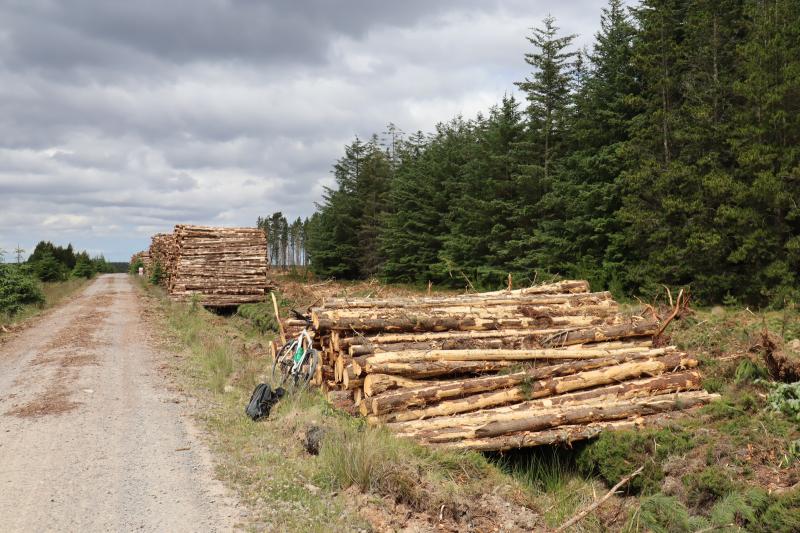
[0, 274, 242, 532]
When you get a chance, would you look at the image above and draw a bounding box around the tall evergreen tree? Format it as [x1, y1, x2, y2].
[509, 15, 579, 276]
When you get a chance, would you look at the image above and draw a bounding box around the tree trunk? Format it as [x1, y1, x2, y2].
[369, 351, 678, 414]
[365, 345, 667, 365]
[372, 353, 698, 419]
[364, 359, 518, 378]
[385, 371, 703, 436]
[314, 313, 617, 334]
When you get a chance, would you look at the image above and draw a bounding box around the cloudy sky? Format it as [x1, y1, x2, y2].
[0, 0, 624, 261]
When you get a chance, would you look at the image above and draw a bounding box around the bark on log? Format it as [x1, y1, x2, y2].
[314, 313, 617, 334]
[364, 359, 518, 379]
[386, 371, 703, 436]
[320, 291, 612, 310]
[363, 374, 440, 397]
[419, 391, 715, 443]
[372, 353, 698, 419]
[364, 345, 667, 365]
[369, 351, 676, 413]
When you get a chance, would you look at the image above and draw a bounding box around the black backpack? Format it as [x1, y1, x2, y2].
[245, 383, 286, 420]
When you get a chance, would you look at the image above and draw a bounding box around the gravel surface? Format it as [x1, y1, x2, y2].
[0, 274, 241, 532]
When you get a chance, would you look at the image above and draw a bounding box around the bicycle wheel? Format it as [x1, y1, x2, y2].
[272, 340, 296, 385]
[295, 348, 320, 386]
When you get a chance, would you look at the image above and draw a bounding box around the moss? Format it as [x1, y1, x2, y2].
[577, 427, 693, 495]
[683, 466, 737, 509]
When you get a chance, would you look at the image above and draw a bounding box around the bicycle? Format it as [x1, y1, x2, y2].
[272, 311, 320, 386]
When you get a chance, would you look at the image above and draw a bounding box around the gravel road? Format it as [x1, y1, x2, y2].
[0, 274, 240, 532]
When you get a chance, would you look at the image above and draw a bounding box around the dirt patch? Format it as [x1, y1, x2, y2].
[42, 309, 106, 353]
[6, 382, 80, 419]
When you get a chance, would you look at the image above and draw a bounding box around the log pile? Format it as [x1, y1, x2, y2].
[149, 233, 177, 287]
[307, 280, 716, 451]
[167, 224, 274, 307]
[130, 251, 152, 274]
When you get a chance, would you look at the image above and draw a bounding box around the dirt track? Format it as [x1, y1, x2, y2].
[0, 274, 240, 532]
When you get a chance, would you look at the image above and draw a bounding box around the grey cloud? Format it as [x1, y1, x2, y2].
[0, 1, 623, 260]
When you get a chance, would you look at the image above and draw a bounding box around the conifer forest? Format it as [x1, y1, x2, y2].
[291, 0, 800, 307]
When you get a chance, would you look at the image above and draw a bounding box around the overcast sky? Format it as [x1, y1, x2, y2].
[0, 0, 627, 261]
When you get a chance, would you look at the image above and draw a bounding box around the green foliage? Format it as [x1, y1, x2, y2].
[577, 427, 694, 494]
[631, 494, 695, 533]
[129, 258, 144, 275]
[149, 261, 164, 285]
[31, 251, 68, 282]
[28, 241, 76, 270]
[683, 466, 737, 509]
[0, 264, 44, 315]
[762, 381, 800, 422]
[734, 358, 770, 384]
[71, 253, 95, 279]
[758, 488, 800, 533]
[236, 302, 278, 334]
[303, 0, 800, 306]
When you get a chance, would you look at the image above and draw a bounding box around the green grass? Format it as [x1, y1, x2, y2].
[142, 278, 800, 532]
[1, 277, 88, 328]
[140, 280, 542, 531]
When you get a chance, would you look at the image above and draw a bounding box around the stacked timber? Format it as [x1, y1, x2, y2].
[149, 233, 177, 286]
[129, 251, 152, 274]
[168, 224, 274, 307]
[310, 280, 716, 451]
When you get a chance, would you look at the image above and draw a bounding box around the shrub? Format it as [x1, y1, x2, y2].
[683, 466, 737, 509]
[762, 381, 800, 422]
[149, 261, 164, 285]
[31, 251, 67, 282]
[129, 258, 144, 275]
[632, 494, 694, 533]
[0, 264, 44, 315]
[758, 488, 800, 533]
[236, 302, 279, 334]
[577, 427, 694, 494]
[72, 255, 95, 279]
[734, 358, 769, 384]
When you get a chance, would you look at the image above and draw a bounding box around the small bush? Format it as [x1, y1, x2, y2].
[149, 261, 164, 285]
[734, 358, 769, 384]
[631, 494, 694, 533]
[496, 447, 576, 493]
[683, 466, 737, 509]
[758, 488, 800, 533]
[0, 264, 44, 315]
[577, 427, 694, 494]
[317, 422, 489, 514]
[237, 302, 279, 334]
[31, 251, 67, 282]
[72, 255, 95, 279]
[762, 381, 800, 422]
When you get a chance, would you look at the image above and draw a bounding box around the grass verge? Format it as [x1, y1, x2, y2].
[140, 280, 545, 531]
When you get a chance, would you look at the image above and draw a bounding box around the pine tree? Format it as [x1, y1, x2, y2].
[509, 15, 579, 277]
[728, 0, 800, 303]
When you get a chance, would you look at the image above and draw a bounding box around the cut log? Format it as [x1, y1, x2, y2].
[363, 374, 439, 397]
[418, 391, 716, 443]
[314, 313, 618, 334]
[320, 290, 611, 310]
[364, 359, 518, 378]
[364, 345, 668, 365]
[369, 351, 677, 414]
[372, 353, 698, 419]
[431, 413, 670, 451]
[386, 371, 704, 435]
